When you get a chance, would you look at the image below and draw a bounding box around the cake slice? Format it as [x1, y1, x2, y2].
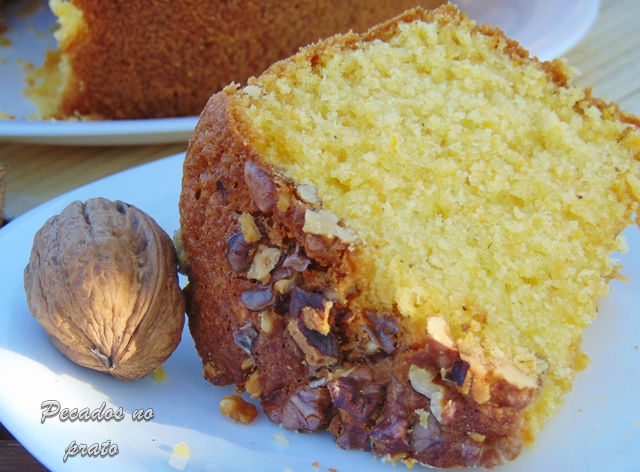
[22, 0, 444, 120]
[178, 5, 640, 468]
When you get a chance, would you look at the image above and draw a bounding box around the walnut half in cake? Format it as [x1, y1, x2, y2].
[178, 5, 640, 468]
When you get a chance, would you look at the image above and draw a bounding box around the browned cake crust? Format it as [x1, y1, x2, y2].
[180, 92, 533, 469]
[177, 9, 567, 467]
[54, 0, 444, 119]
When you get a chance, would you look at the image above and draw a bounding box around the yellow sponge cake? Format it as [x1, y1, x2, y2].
[179, 5, 640, 468]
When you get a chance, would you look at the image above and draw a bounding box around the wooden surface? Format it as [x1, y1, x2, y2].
[0, 0, 639, 470]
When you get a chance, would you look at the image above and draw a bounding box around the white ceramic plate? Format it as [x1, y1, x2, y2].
[453, 0, 601, 61]
[0, 0, 600, 146]
[0, 153, 639, 471]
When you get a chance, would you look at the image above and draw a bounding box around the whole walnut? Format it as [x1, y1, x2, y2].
[23, 197, 185, 380]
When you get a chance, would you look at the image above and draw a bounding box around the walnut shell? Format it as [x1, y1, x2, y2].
[23, 197, 185, 380]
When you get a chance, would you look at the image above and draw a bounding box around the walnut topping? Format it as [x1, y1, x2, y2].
[247, 245, 281, 282]
[269, 245, 310, 292]
[443, 359, 471, 389]
[492, 362, 538, 390]
[457, 353, 537, 404]
[427, 317, 456, 350]
[301, 304, 332, 335]
[289, 286, 333, 335]
[226, 233, 257, 273]
[470, 375, 491, 405]
[408, 365, 449, 423]
[429, 391, 447, 423]
[240, 284, 275, 311]
[362, 312, 398, 354]
[467, 432, 486, 443]
[259, 310, 275, 334]
[273, 276, 296, 295]
[241, 357, 254, 371]
[277, 192, 291, 212]
[296, 184, 321, 205]
[303, 209, 357, 243]
[262, 386, 331, 432]
[282, 245, 311, 272]
[327, 366, 357, 381]
[328, 370, 383, 420]
[245, 371, 262, 398]
[238, 212, 261, 243]
[244, 160, 277, 214]
[219, 394, 258, 425]
[233, 322, 258, 357]
[287, 319, 338, 366]
[408, 365, 443, 400]
[203, 362, 224, 379]
[415, 408, 430, 428]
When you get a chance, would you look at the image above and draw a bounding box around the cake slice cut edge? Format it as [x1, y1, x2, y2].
[179, 5, 640, 469]
[17, 0, 447, 120]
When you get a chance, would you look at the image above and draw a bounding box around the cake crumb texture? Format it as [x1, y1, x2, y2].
[179, 5, 640, 467]
[27, 0, 446, 119]
[238, 6, 640, 437]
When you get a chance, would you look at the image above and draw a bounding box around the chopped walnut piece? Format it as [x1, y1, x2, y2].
[247, 245, 281, 282]
[470, 376, 491, 405]
[296, 184, 321, 205]
[273, 276, 296, 295]
[241, 284, 276, 312]
[282, 245, 311, 272]
[259, 310, 275, 334]
[241, 358, 254, 371]
[443, 359, 471, 389]
[263, 386, 332, 432]
[238, 212, 261, 243]
[277, 191, 291, 212]
[219, 394, 258, 424]
[245, 371, 262, 398]
[328, 368, 383, 420]
[408, 365, 443, 400]
[492, 362, 538, 389]
[233, 322, 258, 356]
[362, 312, 398, 354]
[301, 305, 331, 335]
[303, 208, 357, 243]
[226, 233, 257, 273]
[244, 160, 276, 214]
[467, 432, 486, 443]
[427, 317, 455, 350]
[287, 319, 338, 366]
[429, 391, 446, 423]
[289, 286, 333, 335]
[327, 366, 357, 381]
[203, 361, 231, 385]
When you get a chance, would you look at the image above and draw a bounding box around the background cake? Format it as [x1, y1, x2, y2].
[16, 0, 445, 120]
[179, 5, 640, 469]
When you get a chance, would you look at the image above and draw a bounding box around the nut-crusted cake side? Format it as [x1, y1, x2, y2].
[179, 5, 640, 469]
[180, 90, 535, 469]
